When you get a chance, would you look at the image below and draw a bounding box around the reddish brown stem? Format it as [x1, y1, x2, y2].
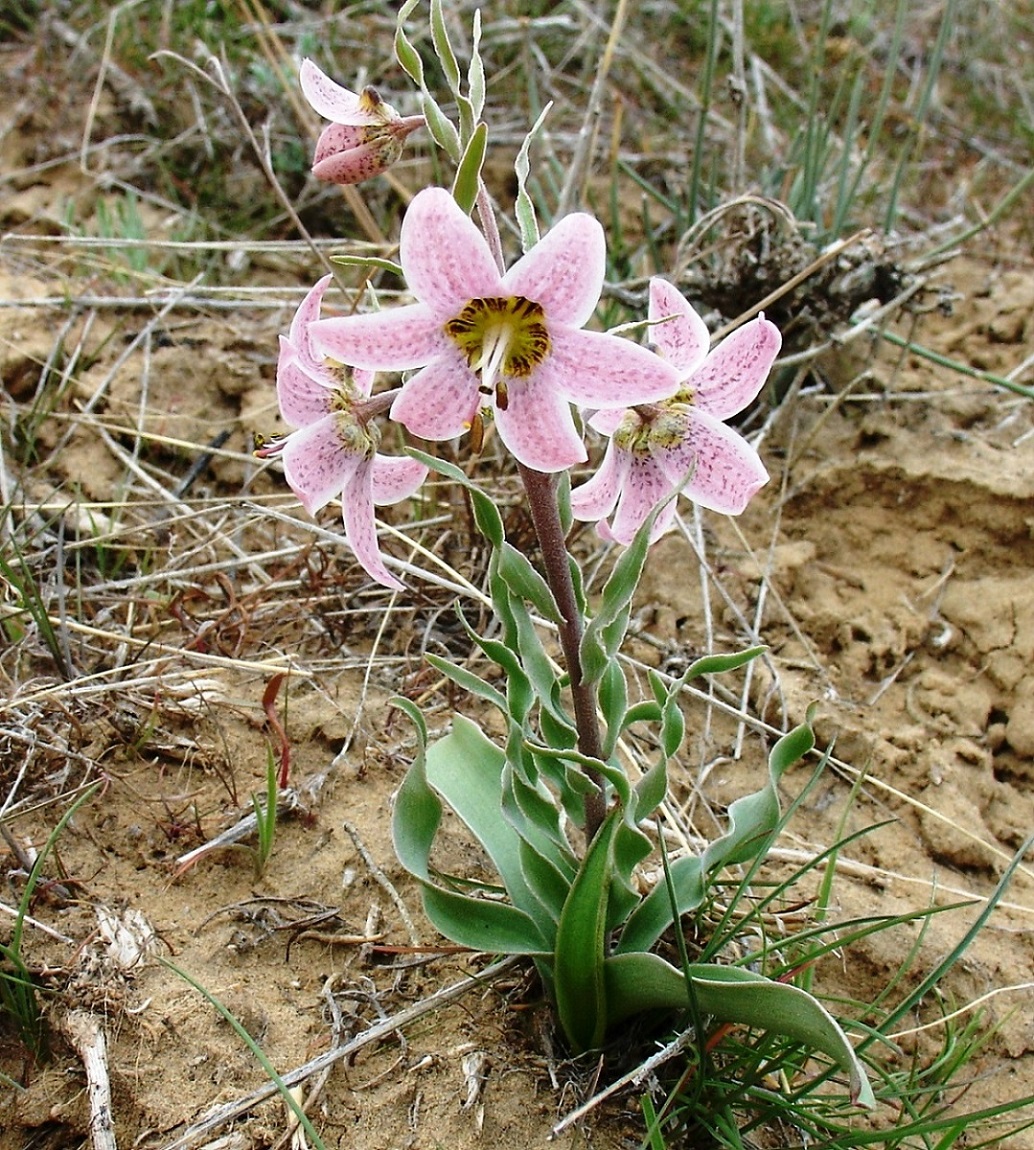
[518, 464, 606, 843]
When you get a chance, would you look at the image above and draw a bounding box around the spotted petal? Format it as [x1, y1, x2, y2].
[691, 315, 781, 420]
[605, 458, 673, 545]
[503, 213, 605, 328]
[654, 410, 769, 515]
[341, 458, 405, 590]
[287, 275, 333, 374]
[549, 328, 679, 408]
[314, 138, 399, 184]
[371, 455, 429, 505]
[648, 278, 710, 374]
[495, 372, 587, 472]
[399, 187, 503, 314]
[312, 303, 445, 373]
[569, 442, 628, 521]
[276, 345, 333, 428]
[300, 59, 374, 125]
[586, 408, 626, 436]
[389, 351, 480, 441]
[280, 417, 364, 516]
[313, 122, 368, 162]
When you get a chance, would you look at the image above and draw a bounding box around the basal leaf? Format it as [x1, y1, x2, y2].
[391, 709, 551, 954]
[421, 884, 551, 954]
[425, 717, 538, 913]
[502, 763, 577, 879]
[518, 838, 569, 926]
[603, 953, 875, 1108]
[553, 809, 621, 1052]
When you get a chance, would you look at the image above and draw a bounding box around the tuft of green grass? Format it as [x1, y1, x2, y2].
[0, 525, 75, 681]
[250, 744, 279, 877]
[632, 808, 1034, 1150]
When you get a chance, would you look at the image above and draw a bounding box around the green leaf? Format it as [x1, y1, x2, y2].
[634, 757, 669, 822]
[393, 1, 426, 86]
[555, 469, 573, 536]
[509, 601, 572, 729]
[424, 652, 507, 713]
[608, 821, 653, 930]
[331, 255, 404, 277]
[598, 659, 628, 758]
[457, 616, 534, 725]
[527, 741, 630, 809]
[425, 718, 540, 913]
[604, 953, 875, 1109]
[451, 121, 488, 215]
[538, 705, 578, 753]
[659, 684, 685, 760]
[620, 700, 663, 729]
[580, 514, 652, 684]
[513, 102, 552, 252]
[391, 706, 549, 954]
[518, 838, 569, 925]
[394, 0, 461, 160]
[420, 91, 462, 160]
[420, 883, 549, 954]
[683, 646, 766, 680]
[553, 809, 622, 1052]
[467, 9, 486, 121]
[468, 486, 505, 546]
[617, 715, 816, 954]
[427, 0, 476, 143]
[497, 543, 561, 624]
[430, 0, 461, 93]
[502, 763, 577, 879]
[408, 450, 507, 550]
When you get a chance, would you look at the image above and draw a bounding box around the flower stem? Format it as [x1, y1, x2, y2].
[518, 464, 607, 843]
[476, 179, 506, 276]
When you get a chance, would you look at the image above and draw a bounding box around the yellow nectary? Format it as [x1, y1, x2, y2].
[445, 296, 552, 382]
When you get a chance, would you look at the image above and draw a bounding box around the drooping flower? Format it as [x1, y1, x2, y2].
[309, 187, 681, 473]
[258, 275, 428, 590]
[569, 278, 779, 544]
[300, 59, 424, 185]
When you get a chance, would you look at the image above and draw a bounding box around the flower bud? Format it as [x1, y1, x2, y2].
[300, 60, 424, 185]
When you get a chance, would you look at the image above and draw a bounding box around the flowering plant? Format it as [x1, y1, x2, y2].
[260, 0, 875, 1110]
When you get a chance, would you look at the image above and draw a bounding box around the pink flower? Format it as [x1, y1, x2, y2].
[258, 276, 428, 590]
[570, 279, 779, 544]
[309, 188, 680, 473]
[300, 59, 424, 185]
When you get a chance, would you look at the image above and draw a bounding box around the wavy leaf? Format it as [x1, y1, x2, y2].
[618, 714, 816, 954]
[497, 542, 561, 624]
[604, 952, 875, 1108]
[391, 707, 550, 954]
[452, 121, 488, 215]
